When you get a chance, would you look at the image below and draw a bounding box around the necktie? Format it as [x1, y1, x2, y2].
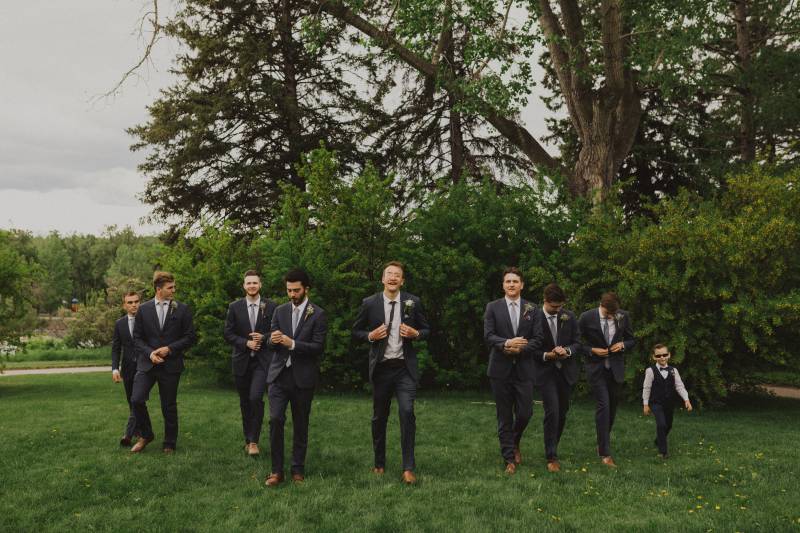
[602, 316, 611, 368]
[157, 302, 167, 330]
[510, 301, 518, 334]
[292, 306, 301, 336]
[548, 315, 558, 344]
[387, 301, 397, 341]
[128, 317, 134, 337]
[249, 303, 257, 331]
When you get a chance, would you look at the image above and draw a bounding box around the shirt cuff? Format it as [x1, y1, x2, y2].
[112, 369, 120, 374]
[290, 340, 296, 351]
[643, 400, 649, 406]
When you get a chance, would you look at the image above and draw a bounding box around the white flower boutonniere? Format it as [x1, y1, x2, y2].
[259, 301, 266, 313]
[305, 305, 314, 319]
[403, 299, 414, 317]
[614, 312, 623, 322]
[523, 302, 534, 320]
[560, 313, 570, 322]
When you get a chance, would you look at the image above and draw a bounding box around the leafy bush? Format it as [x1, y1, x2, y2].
[566, 167, 800, 402]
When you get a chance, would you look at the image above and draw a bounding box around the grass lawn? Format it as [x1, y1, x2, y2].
[3, 346, 108, 370]
[1, 373, 798, 532]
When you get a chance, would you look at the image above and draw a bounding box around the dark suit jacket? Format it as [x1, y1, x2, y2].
[111, 315, 137, 373]
[352, 292, 431, 384]
[484, 298, 543, 380]
[531, 308, 581, 386]
[578, 307, 636, 384]
[267, 300, 327, 388]
[223, 297, 277, 376]
[133, 299, 196, 374]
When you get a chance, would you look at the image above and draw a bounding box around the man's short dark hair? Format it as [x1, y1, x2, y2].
[153, 271, 175, 290]
[284, 268, 311, 288]
[502, 266, 523, 282]
[382, 261, 405, 276]
[243, 269, 260, 280]
[543, 283, 565, 303]
[600, 291, 620, 313]
[122, 291, 140, 302]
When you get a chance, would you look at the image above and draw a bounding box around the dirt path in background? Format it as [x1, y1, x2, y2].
[762, 385, 800, 399]
[0, 366, 109, 376]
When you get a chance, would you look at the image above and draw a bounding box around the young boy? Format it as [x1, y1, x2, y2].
[642, 344, 692, 458]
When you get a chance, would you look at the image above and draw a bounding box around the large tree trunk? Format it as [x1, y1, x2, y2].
[279, 0, 305, 189]
[734, 0, 756, 163]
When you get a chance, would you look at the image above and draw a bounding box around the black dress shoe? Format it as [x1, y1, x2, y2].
[120, 436, 132, 447]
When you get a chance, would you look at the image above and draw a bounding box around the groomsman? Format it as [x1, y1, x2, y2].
[111, 291, 141, 446]
[265, 269, 327, 486]
[531, 283, 581, 472]
[223, 270, 277, 456]
[352, 261, 430, 484]
[483, 267, 543, 474]
[130, 271, 196, 453]
[578, 291, 636, 467]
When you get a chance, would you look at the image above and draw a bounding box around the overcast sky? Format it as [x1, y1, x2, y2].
[0, 1, 553, 236]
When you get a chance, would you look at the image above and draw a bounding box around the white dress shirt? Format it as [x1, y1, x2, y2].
[382, 293, 403, 360]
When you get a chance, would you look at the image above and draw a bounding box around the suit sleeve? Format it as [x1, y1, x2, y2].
[223, 303, 248, 351]
[528, 310, 546, 359]
[167, 306, 196, 354]
[111, 321, 121, 371]
[566, 312, 582, 357]
[352, 299, 372, 343]
[621, 313, 636, 351]
[577, 312, 594, 356]
[521, 309, 543, 355]
[484, 303, 507, 351]
[133, 311, 156, 357]
[293, 309, 327, 357]
[412, 297, 430, 341]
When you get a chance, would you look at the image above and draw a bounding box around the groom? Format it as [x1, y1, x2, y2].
[352, 261, 430, 484]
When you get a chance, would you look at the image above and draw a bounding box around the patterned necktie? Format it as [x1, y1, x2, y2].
[249, 303, 257, 331]
[510, 301, 518, 334]
[603, 317, 611, 345]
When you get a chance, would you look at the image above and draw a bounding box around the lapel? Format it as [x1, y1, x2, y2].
[595, 308, 610, 347]
[500, 298, 515, 336]
[374, 292, 386, 324]
[398, 292, 408, 322]
[242, 298, 258, 332]
[123, 316, 134, 343]
[611, 312, 623, 343]
[148, 300, 161, 334]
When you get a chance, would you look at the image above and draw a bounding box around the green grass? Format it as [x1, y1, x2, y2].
[1, 373, 798, 532]
[3, 346, 108, 369]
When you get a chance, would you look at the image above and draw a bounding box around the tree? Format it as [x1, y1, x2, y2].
[0, 230, 37, 346]
[130, 0, 383, 231]
[34, 233, 73, 313]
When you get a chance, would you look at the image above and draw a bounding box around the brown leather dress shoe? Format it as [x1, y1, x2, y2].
[505, 462, 516, 475]
[291, 473, 305, 482]
[163, 447, 175, 454]
[513, 446, 522, 465]
[265, 473, 284, 487]
[547, 460, 561, 473]
[372, 467, 385, 475]
[401, 470, 417, 484]
[248, 443, 260, 456]
[130, 437, 153, 453]
[601, 456, 617, 468]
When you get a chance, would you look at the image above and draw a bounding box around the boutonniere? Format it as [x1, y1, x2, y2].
[259, 301, 266, 313]
[403, 299, 414, 317]
[168, 301, 178, 316]
[304, 305, 314, 319]
[560, 314, 570, 322]
[614, 312, 623, 322]
[522, 302, 534, 320]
